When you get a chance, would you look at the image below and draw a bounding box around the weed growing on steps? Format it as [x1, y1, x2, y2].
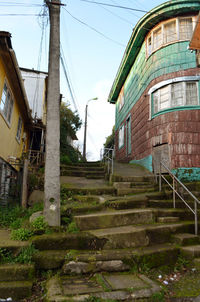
[0, 244, 38, 264]
[67, 221, 80, 233]
[11, 215, 50, 241]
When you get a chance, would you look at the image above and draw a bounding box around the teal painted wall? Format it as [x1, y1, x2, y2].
[171, 168, 200, 182]
[116, 41, 197, 130]
[129, 155, 153, 172]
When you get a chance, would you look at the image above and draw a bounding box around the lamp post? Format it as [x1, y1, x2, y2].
[83, 97, 98, 161]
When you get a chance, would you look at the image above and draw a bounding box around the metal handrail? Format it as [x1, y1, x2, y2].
[159, 161, 200, 235]
[101, 147, 114, 175]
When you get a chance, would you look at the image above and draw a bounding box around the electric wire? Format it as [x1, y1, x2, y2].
[60, 44, 80, 114]
[63, 8, 125, 47]
[79, 0, 148, 14]
[91, 0, 134, 27]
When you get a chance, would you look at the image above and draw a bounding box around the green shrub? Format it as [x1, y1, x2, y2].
[0, 248, 13, 264]
[30, 216, 49, 234]
[11, 228, 33, 241]
[10, 218, 23, 230]
[60, 154, 72, 165]
[67, 221, 79, 233]
[15, 245, 38, 264]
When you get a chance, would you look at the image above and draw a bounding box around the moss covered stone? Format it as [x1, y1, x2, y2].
[0, 263, 35, 281]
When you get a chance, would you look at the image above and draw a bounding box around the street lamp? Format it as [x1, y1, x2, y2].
[83, 97, 98, 161]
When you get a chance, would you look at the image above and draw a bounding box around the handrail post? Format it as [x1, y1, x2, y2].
[111, 149, 114, 175]
[159, 162, 162, 192]
[195, 201, 198, 235]
[173, 176, 176, 209]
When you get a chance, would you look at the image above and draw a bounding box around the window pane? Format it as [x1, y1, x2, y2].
[148, 36, 152, 56]
[186, 82, 198, 105]
[16, 117, 22, 140]
[160, 86, 170, 110]
[153, 27, 162, 49]
[153, 91, 159, 113]
[171, 82, 184, 107]
[119, 125, 124, 148]
[179, 18, 193, 40]
[164, 21, 177, 43]
[7, 98, 13, 123]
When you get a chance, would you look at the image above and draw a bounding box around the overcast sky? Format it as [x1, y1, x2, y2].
[0, 0, 165, 160]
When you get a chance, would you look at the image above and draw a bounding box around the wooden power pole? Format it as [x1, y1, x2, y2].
[44, 0, 61, 226]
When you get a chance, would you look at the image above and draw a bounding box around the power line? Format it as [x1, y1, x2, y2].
[91, 0, 134, 27]
[63, 8, 125, 47]
[60, 45, 80, 114]
[79, 0, 148, 14]
[0, 2, 41, 6]
[0, 13, 39, 16]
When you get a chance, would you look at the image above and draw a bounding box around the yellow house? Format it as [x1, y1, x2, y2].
[0, 31, 32, 204]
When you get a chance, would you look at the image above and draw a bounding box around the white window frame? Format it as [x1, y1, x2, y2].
[16, 116, 22, 143]
[118, 124, 124, 149]
[0, 81, 14, 126]
[152, 80, 199, 115]
[146, 15, 196, 58]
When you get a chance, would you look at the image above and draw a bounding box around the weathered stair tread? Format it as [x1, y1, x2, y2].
[181, 245, 200, 258]
[0, 281, 33, 299]
[172, 233, 200, 246]
[46, 274, 161, 301]
[88, 222, 193, 237]
[75, 208, 154, 230]
[157, 216, 180, 223]
[0, 263, 35, 281]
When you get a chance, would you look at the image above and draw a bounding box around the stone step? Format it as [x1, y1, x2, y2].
[61, 186, 116, 196]
[117, 187, 155, 196]
[0, 281, 33, 299]
[0, 264, 35, 281]
[181, 245, 200, 259]
[147, 199, 196, 209]
[33, 244, 179, 271]
[74, 209, 154, 231]
[152, 208, 195, 221]
[46, 273, 161, 302]
[31, 232, 107, 251]
[172, 233, 200, 246]
[61, 165, 105, 172]
[111, 175, 154, 183]
[61, 170, 105, 178]
[157, 216, 180, 223]
[88, 222, 194, 249]
[106, 195, 148, 210]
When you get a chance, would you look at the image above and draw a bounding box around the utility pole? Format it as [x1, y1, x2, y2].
[82, 97, 98, 161]
[82, 104, 88, 161]
[44, 0, 61, 226]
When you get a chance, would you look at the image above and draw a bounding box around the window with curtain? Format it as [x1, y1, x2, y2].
[153, 81, 198, 115]
[119, 125, 124, 148]
[0, 82, 14, 125]
[146, 16, 194, 57]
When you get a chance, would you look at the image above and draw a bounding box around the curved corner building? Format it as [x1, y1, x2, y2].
[108, 0, 200, 181]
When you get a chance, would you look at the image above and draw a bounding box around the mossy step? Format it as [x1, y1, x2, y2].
[117, 187, 155, 196]
[0, 263, 35, 281]
[61, 170, 105, 177]
[0, 280, 32, 299]
[31, 233, 107, 251]
[61, 165, 105, 171]
[46, 273, 161, 302]
[88, 222, 195, 249]
[0, 229, 29, 254]
[181, 245, 200, 259]
[106, 194, 148, 210]
[74, 209, 154, 231]
[172, 233, 200, 246]
[61, 204, 104, 216]
[157, 216, 180, 223]
[151, 208, 195, 220]
[33, 244, 179, 271]
[147, 199, 196, 209]
[61, 161, 102, 167]
[111, 175, 154, 183]
[61, 186, 115, 195]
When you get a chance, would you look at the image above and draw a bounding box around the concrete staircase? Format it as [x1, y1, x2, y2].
[61, 161, 106, 179]
[0, 230, 35, 300]
[31, 168, 200, 301]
